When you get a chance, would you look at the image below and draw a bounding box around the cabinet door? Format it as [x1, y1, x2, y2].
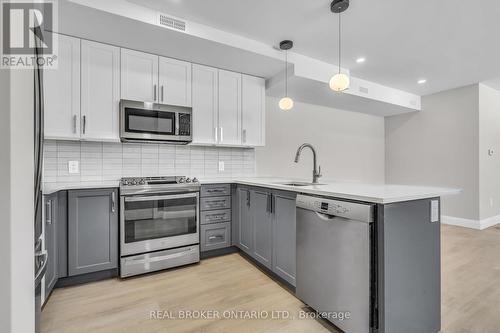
[192, 64, 218, 144]
[158, 56, 192, 106]
[44, 194, 58, 297]
[272, 192, 297, 286]
[218, 70, 241, 145]
[241, 75, 265, 146]
[251, 189, 273, 269]
[68, 189, 118, 276]
[120, 48, 158, 102]
[44, 34, 80, 140]
[81, 40, 120, 141]
[237, 187, 253, 254]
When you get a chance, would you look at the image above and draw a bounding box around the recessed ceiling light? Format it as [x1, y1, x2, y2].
[356, 57, 366, 63]
[418, 79, 427, 84]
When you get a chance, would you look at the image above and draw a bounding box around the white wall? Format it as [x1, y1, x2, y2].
[479, 83, 500, 220]
[256, 97, 385, 183]
[0, 67, 12, 333]
[385, 85, 480, 220]
[0, 69, 35, 333]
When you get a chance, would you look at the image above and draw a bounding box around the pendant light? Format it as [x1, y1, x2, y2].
[279, 40, 294, 111]
[329, 0, 350, 92]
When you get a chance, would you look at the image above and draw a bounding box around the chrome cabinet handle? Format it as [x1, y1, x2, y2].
[111, 191, 116, 213]
[45, 200, 52, 225]
[246, 190, 251, 207]
[214, 127, 218, 142]
[82, 115, 87, 135]
[242, 129, 247, 144]
[73, 115, 77, 134]
[220, 127, 224, 143]
[153, 84, 157, 102]
[34, 250, 48, 283]
[208, 235, 224, 241]
[161, 85, 164, 102]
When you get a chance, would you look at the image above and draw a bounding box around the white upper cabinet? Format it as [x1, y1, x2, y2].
[192, 64, 218, 145]
[44, 34, 81, 140]
[218, 70, 242, 145]
[81, 40, 120, 141]
[120, 48, 158, 102]
[159, 57, 192, 107]
[242, 75, 266, 146]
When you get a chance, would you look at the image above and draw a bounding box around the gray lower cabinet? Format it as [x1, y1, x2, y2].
[272, 192, 297, 286]
[68, 188, 118, 276]
[237, 187, 253, 254]
[201, 222, 231, 251]
[44, 193, 58, 296]
[235, 185, 297, 285]
[251, 189, 273, 269]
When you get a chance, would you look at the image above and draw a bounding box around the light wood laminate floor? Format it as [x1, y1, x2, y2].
[42, 224, 500, 333]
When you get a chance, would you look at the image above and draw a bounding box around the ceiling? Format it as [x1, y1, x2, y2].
[126, 0, 500, 96]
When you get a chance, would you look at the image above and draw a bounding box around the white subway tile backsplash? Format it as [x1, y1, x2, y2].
[43, 140, 256, 182]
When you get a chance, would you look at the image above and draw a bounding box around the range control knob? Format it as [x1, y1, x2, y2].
[186, 177, 192, 183]
[131, 180, 137, 185]
[122, 180, 129, 186]
[139, 179, 146, 185]
[192, 177, 198, 183]
[179, 177, 186, 183]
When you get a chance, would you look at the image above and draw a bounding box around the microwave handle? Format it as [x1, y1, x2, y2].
[124, 192, 198, 202]
[175, 113, 180, 136]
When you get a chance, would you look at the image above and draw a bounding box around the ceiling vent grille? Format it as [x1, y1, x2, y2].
[158, 14, 186, 31]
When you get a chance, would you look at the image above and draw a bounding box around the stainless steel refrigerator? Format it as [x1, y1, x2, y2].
[33, 25, 46, 333]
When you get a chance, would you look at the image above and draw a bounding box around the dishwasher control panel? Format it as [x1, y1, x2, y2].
[296, 195, 375, 223]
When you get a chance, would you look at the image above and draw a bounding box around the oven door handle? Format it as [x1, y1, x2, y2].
[124, 193, 198, 202]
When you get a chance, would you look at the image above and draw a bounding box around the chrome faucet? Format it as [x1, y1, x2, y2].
[294, 143, 322, 184]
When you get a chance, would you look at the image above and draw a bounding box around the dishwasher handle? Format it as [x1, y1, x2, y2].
[315, 211, 335, 221]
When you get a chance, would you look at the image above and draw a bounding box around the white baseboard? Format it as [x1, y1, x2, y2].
[442, 215, 500, 230]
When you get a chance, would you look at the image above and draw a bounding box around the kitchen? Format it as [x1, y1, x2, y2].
[2, 1, 500, 333]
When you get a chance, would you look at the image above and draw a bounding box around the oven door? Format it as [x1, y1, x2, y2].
[120, 192, 199, 256]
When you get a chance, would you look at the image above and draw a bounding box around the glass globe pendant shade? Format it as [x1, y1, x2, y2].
[329, 73, 350, 92]
[279, 96, 294, 111]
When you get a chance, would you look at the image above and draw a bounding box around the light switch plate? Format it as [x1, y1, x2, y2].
[68, 160, 79, 174]
[430, 200, 439, 223]
[218, 161, 225, 172]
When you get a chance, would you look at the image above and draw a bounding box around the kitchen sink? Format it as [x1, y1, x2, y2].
[277, 182, 326, 187]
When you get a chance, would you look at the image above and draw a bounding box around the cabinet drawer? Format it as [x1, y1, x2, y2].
[201, 222, 231, 252]
[200, 196, 231, 211]
[201, 209, 231, 225]
[201, 184, 231, 197]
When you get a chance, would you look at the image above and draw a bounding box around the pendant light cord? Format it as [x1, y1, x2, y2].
[338, 12, 341, 74]
[285, 50, 288, 97]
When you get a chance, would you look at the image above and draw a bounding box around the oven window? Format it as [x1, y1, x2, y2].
[125, 107, 175, 136]
[124, 195, 197, 243]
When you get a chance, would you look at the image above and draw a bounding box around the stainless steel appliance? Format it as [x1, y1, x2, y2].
[120, 99, 192, 144]
[296, 194, 375, 333]
[33, 25, 47, 333]
[120, 176, 200, 277]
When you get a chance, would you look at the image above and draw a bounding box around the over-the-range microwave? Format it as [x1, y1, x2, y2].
[120, 99, 192, 144]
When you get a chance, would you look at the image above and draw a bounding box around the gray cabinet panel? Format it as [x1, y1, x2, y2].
[57, 191, 68, 278]
[251, 189, 273, 269]
[201, 209, 231, 225]
[44, 193, 58, 296]
[200, 196, 231, 211]
[201, 222, 231, 252]
[237, 187, 252, 254]
[272, 193, 297, 286]
[68, 189, 118, 276]
[201, 184, 231, 197]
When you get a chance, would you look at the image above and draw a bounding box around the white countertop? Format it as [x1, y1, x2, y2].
[42, 177, 460, 204]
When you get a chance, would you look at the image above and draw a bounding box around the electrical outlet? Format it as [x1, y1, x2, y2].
[218, 161, 225, 172]
[68, 161, 79, 174]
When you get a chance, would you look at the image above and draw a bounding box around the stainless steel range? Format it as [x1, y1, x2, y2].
[119, 176, 200, 277]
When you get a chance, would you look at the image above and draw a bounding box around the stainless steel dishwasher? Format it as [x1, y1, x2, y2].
[296, 194, 375, 333]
